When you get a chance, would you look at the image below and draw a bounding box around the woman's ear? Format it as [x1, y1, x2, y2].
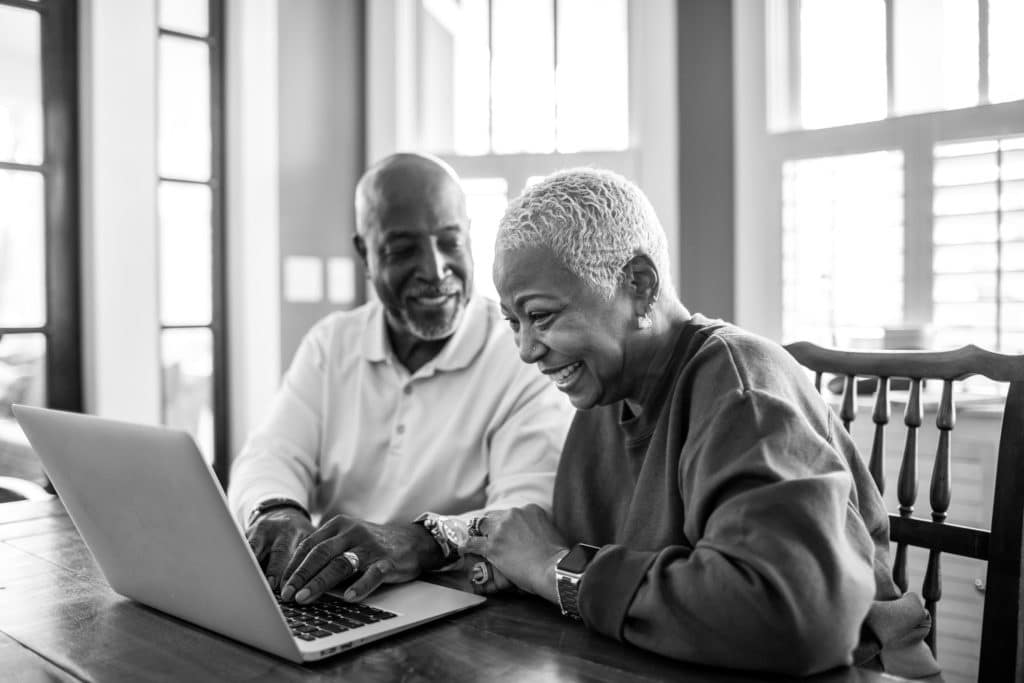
[623, 255, 660, 315]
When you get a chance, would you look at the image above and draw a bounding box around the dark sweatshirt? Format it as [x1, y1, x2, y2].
[552, 315, 938, 677]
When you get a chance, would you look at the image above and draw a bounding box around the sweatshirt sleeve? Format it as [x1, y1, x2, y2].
[576, 382, 877, 676]
[227, 324, 326, 527]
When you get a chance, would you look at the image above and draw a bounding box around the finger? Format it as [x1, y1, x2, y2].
[291, 550, 363, 604]
[343, 558, 392, 602]
[468, 560, 509, 595]
[463, 536, 488, 557]
[265, 532, 305, 591]
[247, 528, 268, 566]
[281, 538, 346, 601]
[280, 526, 331, 588]
[280, 515, 356, 581]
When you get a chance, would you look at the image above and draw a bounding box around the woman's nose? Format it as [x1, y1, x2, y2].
[517, 328, 545, 364]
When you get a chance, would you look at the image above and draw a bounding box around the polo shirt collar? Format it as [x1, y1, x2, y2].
[360, 295, 489, 374]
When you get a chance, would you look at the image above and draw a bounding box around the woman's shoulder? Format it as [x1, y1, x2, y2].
[676, 316, 812, 399]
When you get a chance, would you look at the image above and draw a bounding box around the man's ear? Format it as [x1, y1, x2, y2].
[352, 234, 369, 270]
[623, 254, 660, 315]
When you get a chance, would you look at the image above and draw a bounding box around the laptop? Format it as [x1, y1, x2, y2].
[12, 405, 485, 663]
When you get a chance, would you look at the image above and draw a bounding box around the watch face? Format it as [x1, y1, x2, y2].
[558, 544, 599, 574]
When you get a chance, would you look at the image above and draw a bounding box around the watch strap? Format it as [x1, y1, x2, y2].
[246, 497, 309, 528]
[556, 543, 600, 620]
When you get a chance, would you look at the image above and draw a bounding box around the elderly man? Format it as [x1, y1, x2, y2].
[229, 153, 571, 605]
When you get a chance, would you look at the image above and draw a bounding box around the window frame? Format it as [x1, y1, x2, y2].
[0, 0, 83, 417]
[736, 0, 1024, 345]
[366, 0, 678, 296]
[156, 0, 229, 484]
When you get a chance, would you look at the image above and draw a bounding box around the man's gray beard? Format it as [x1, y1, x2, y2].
[403, 298, 467, 341]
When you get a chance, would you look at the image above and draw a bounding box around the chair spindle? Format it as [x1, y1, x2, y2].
[922, 380, 956, 655]
[893, 377, 923, 593]
[869, 377, 889, 494]
[840, 374, 856, 432]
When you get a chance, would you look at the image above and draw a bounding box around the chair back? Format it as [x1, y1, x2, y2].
[785, 342, 1024, 682]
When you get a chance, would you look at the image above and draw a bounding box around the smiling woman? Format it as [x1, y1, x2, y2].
[466, 168, 942, 679]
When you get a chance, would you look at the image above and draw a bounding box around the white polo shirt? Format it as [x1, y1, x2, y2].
[228, 295, 572, 527]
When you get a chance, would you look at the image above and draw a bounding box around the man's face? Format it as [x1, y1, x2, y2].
[359, 174, 473, 342]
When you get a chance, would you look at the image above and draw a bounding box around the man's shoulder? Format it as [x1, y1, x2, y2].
[307, 302, 379, 338]
[466, 297, 521, 365]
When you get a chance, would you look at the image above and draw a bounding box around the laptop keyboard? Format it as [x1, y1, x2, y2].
[276, 594, 398, 641]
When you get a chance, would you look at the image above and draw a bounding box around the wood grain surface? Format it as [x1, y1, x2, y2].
[0, 500, 912, 683]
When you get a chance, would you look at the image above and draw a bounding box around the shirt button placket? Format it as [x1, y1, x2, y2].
[392, 383, 411, 454]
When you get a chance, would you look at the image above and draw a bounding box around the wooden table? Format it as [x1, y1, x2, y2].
[0, 499, 906, 682]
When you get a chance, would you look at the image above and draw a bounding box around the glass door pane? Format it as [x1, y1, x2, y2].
[158, 36, 211, 181]
[159, 181, 212, 325]
[0, 6, 43, 165]
[161, 328, 214, 464]
[0, 333, 47, 491]
[0, 170, 45, 327]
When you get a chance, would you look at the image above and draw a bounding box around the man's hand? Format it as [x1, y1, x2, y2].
[245, 508, 314, 591]
[462, 504, 568, 604]
[279, 515, 446, 604]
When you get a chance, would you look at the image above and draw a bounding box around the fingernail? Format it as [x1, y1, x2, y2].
[343, 590, 356, 601]
[281, 585, 295, 601]
[295, 588, 310, 603]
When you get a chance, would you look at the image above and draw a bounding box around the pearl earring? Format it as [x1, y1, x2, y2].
[637, 312, 653, 330]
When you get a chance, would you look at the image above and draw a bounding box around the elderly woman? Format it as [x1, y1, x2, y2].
[465, 168, 939, 678]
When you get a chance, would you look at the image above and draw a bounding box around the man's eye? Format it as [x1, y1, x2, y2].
[504, 317, 520, 332]
[439, 238, 465, 252]
[383, 245, 414, 257]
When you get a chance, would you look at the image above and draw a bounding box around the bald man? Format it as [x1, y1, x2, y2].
[229, 153, 571, 605]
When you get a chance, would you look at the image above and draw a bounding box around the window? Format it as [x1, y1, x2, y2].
[761, 0, 1024, 357]
[411, 0, 633, 297]
[156, 0, 228, 480]
[418, 0, 629, 155]
[932, 136, 1024, 353]
[782, 151, 904, 346]
[0, 0, 80, 494]
[769, 0, 1024, 131]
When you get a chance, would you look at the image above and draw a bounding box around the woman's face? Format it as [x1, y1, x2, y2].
[494, 245, 638, 409]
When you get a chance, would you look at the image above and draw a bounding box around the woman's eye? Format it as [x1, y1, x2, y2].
[528, 311, 553, 325]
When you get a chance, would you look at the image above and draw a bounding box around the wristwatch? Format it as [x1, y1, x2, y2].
[555, 543, 600, 620]
[246, 497, 309, 529]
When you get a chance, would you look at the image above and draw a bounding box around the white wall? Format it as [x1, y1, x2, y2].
[732, 0, 779, 338]
[80, 0, 286, 454]
[225, 0, 282, 455]
[79, 0, 162, 423]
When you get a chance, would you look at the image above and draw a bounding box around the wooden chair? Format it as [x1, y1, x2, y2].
[785, 342, 1024, 682]
[0, 475, 53, 504]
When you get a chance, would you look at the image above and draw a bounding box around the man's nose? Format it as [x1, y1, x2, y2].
[417, 240, 449, 283]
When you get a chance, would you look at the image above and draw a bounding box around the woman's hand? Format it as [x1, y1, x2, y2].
[462, 504, 569, 604]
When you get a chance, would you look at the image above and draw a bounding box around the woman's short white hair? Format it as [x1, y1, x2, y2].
[496, 167, 674, 301]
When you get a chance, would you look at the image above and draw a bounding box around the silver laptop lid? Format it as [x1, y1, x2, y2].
[12, 405, 301, 661]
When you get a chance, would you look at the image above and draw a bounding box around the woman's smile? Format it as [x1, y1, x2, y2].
[544, 361, 584, 390]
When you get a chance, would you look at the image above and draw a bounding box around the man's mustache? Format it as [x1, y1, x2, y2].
[405, 281, 462, 298]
